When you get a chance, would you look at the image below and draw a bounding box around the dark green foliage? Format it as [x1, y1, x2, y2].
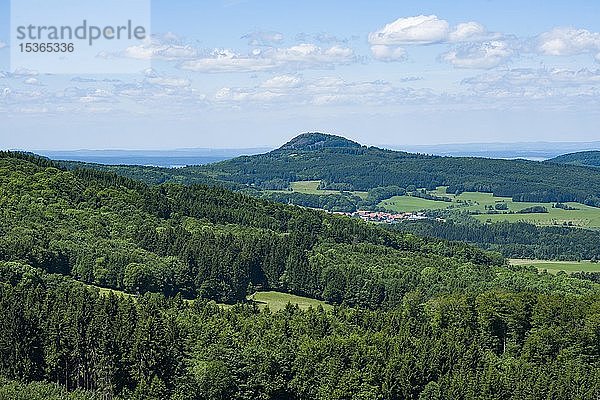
[261, 191, 362, 212]
[56, 158, 241, 188]
[392, 218, 600, 260]
[363, 185, 407, 207]
[553, 202, 578, 210]
[1, 265, 600, 399]
[4, 149, 600, 399]
[494, 202, 509, 210]
[0, 152, 499, 306]
[517, 206, 548, 214]
[0, 378, 103, 400]
[190, 133, 600, 206]
[548, 150, 600, 168]
[412, 189, 453, 202]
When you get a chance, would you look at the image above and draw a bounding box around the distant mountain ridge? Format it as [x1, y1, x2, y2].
[393, 140, 600, 160]
[32, 147, 271, 167]
[193, 132, 600, 207]
[548, 151, 600, 168]
[277, 132, 362, 151]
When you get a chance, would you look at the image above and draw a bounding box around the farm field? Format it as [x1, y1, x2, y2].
[380, 195, 451, 213]
[89, 284, 331, 311]
[248, 291, 333, 312]
[380, 187, 600, 229]
[510, 259, 600, 274]
[269, 180, 368, 199]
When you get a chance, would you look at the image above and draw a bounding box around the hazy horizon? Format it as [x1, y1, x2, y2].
[8, 136, 600, 152]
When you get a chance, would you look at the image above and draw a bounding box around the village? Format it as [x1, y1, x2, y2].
[333, 210, 438, 224]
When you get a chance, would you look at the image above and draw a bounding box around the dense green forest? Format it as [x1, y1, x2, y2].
[191, 133, 600, 206]
[4, 150, 600, 399]
[0, 151, 506, 307]
[548, 150, 600, 168]
[392, 217, 600, 260]
[2, 262, 600, 399]
[257, 185, 406, 213]
[56, 159, 241, 189]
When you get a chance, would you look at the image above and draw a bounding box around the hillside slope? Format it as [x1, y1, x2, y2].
[192, 133, 600, 206]
[548, 150, 600, 168]
[3, 151, 600, 399]
[0, 151, 519, 308]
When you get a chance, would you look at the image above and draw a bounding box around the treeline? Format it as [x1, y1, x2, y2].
[259, 191, 362, 212]
[258, 185, 407, 212]
[0, 152, 502, 307]
[57, 159, 241, 189]
[2, 263, 600, 399]
[392, 218, 600, 260]
[194, 133, 600, 206]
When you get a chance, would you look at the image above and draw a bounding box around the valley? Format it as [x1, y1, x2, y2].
[3, 135, 600, 399]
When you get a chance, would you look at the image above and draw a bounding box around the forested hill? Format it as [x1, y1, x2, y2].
[548, 150, 600, 168]
[1, 150, 518, 308]
[191, 132, 600, 206]
[5, 150, 600, 399]
[277, 132, 362, 151]
[56, 159, 242, 188]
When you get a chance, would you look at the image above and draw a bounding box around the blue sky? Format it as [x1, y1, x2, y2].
[1, 0, 600, 149]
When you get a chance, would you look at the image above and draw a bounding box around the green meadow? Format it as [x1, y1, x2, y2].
[269, 180, 368, 199]
[510, 259, 600, 274]
[380, 186, 600, 229]
[248, 291, 333, 312]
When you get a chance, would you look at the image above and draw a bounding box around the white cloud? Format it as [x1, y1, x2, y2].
[163, 32, 180, 42]
[108, 37, 198, 60]
[596, 53, 600, 63]
[369, 15, 450, 45]
[181, 44, 356, 73]
[442, 41, 513, 69]
[369, 16, 498, 63]
[272, 44, 355, 64]
[180, 49, 275, 73]
[261, 75, 303, 89]
[241, 31, 284, 46]
[0, 41, 6, 49]
[147, 76, 191, 88]
[23, 78, 42, 86]
[124, 43, 197, 60]
[538, 28, 600, 56]
[462, 68, 600, 100]
[12, 68, 38, 77]
[370, 45, 406, 62]
[212, 75, 434, 108]
[141, 68, 191, 87]
[449, 22, 488, 42]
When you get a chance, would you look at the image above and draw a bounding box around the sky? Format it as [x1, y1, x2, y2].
[1, 0, 600, 149]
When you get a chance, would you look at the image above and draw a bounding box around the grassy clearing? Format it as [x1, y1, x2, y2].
[84, 283, 137, 300]
[379, 186, 600, 229]
[268, 180, 368, 199]
[510, 259, 600, 274]
[380, 196, 451, 213]
[248, 291, 332, 312]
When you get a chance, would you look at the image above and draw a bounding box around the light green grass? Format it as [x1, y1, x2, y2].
[379, 186, 600, 229]
[510, 259, 600, 274]
[473, 204, 600, 228]
[380, 196, 451, 212]
[248, 291, 332, 312]
[84, 283, 136, 299]
[269, 180, 368, 199]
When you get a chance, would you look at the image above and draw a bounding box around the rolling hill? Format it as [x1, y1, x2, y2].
[191, 132, 600, 206]
[0, 150, 505, 307]
[4, 150, 600, 399]
[548, 150, 600, 168]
